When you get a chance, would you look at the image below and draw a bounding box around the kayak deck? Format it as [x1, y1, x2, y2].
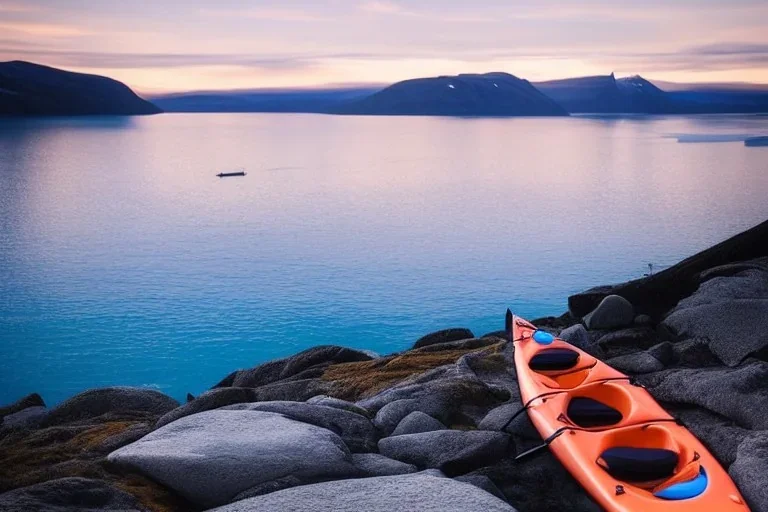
[509, 313, 749, 511]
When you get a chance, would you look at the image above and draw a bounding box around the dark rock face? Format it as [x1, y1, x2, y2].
[351, 453, 418, 477]
[670, 408, 750, 467]
[336, 72, 568, 117]
[156, 379, 338, 428]
[0, 393, 45, 421]
[42, 387, 179, 427]
[378, 430, 510, 476]
[412, 328, 475, 349]
[454, 474, 507, 501]
[558, 324, 590, 351]
[220, 345, 373, 389]
[155, 387, 257, 428]
[412, 336, 500, 354]
[306, 395, 372, 418]
[391, 411, 445, 437]
[0, 61, 160, 116]
[568, 220, 768, 318]
[671, 338, 722, 368]
[729, 431, 768, 511]
[662, 265, 768, 366]
[1, 406, 48, 430]
[583, 295, 635, 330]
[595, 326, 659, 358]
[639, 363, 768, 430]
[0, 477, 146, 512]
[606, 351, 664, 374]
[472, 452, 601, 512]
[365, 375, 510, 435]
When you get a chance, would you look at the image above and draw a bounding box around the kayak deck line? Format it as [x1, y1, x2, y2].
[506, 309, 750, 511]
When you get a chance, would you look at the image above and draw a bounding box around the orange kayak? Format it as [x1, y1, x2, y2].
[507, 311, 749, 512]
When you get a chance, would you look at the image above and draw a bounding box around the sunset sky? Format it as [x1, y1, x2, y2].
[1, 0, 767, 93]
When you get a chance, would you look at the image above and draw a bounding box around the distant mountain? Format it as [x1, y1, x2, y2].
[535, 73, 680, 114]
[665, 87, 768, 114]
[0, 61, 160, 116]
[151, 87, 381, 113]
[334, 72, 568, 116]
[536, 73, 768, 114]
[651, 80, 768, 92]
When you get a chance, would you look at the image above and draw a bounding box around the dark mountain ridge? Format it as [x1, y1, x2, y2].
[535, 73, 678, 113]
[334, 72, 568, 116]
[150, 87, 380, 113]
[0, 61, 160, 116]
[536, 73, 768, 114]
[4, 60, 767, 117]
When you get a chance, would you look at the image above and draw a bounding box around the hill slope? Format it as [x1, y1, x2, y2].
[535, 73, 679, 114]
[0, 61, 160, 116]
[151, 88, 380, 113]
[335, 72, 568, 116]
[537, 73, 768, 114]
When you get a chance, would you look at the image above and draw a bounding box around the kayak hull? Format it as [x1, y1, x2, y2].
[511, 315, 749, 512]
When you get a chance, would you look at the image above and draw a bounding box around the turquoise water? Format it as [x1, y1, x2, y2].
[1, 113, 767, 405]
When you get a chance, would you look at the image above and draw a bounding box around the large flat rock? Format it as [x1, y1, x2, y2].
[209, 472, 517, 512]
[662, 267, 768, 366]
[108, 410, 356, 508]
[639, 362, 768, 430]
[221, 401, 378, 452]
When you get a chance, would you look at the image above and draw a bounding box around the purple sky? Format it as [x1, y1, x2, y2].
[1, 0, 766, 92]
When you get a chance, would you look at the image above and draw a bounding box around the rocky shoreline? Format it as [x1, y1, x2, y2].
[2, 220, 767, 512]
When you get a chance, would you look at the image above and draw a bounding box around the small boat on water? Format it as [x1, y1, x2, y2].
[217, 169, 246, 177]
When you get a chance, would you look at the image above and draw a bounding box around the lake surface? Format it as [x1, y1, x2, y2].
[1, 113, 767, 405]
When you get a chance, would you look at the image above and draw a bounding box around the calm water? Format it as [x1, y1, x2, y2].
[1, 113, 767, 405]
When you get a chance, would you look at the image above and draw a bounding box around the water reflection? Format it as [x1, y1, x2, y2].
[1, 113, 767, 405]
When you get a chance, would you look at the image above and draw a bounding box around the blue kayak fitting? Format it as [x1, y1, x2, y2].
[532, 330, 555, 345]
[654, 468, 708, 500]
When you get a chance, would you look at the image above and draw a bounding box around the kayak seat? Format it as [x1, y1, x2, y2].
[598, 447, 679, 482]
[567, 397, 623, 427]
[529, 348, 580, 371]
